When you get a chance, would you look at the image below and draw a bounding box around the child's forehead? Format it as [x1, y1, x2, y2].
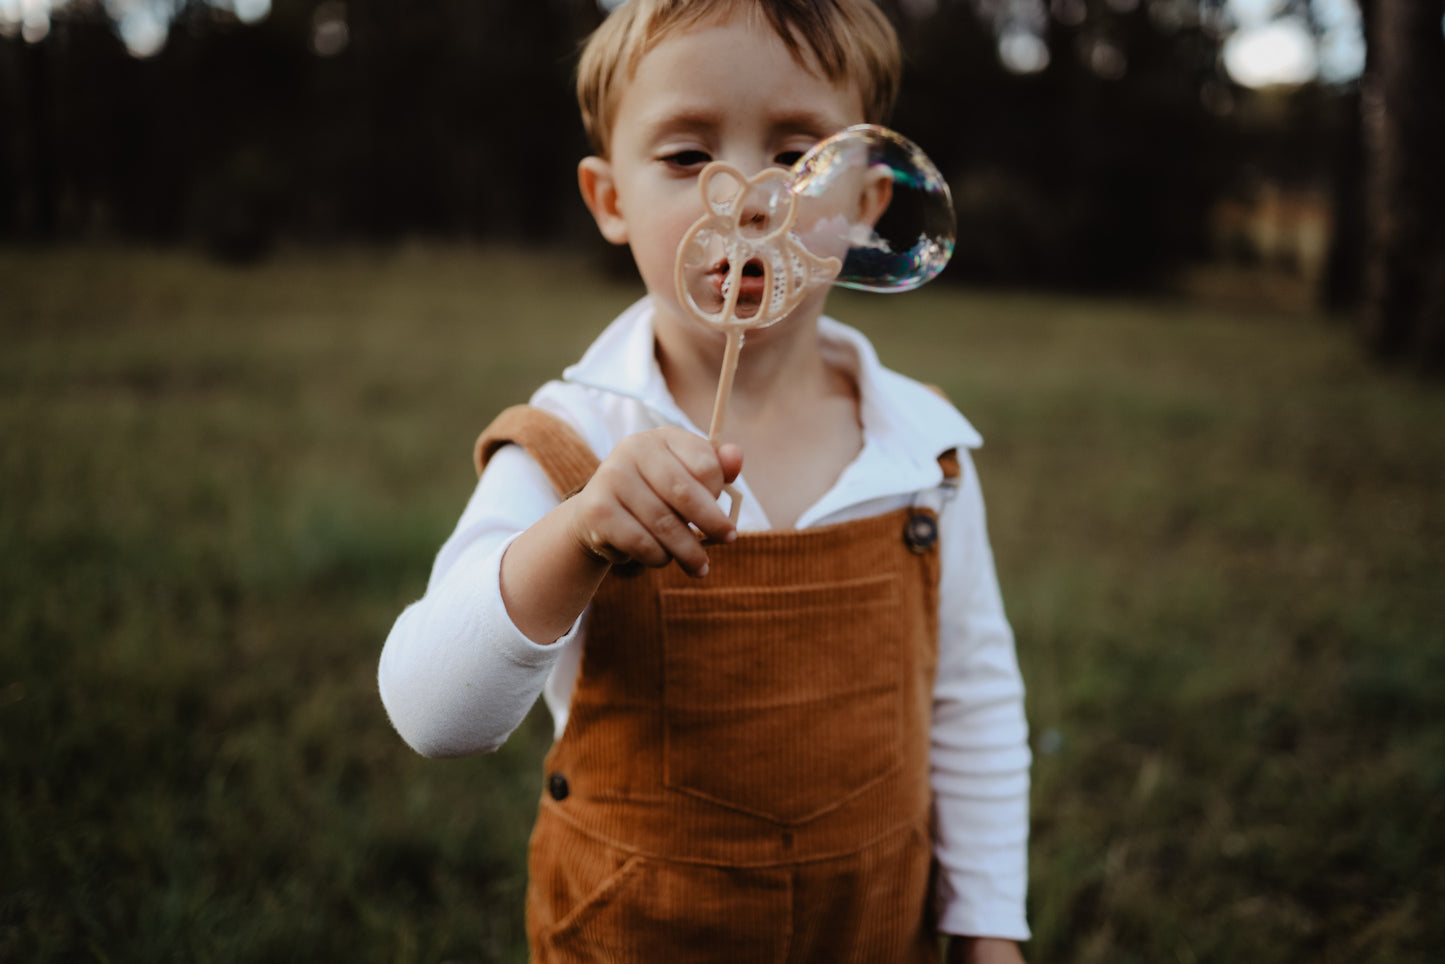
[632, 12, 826, 81]
[614, 16, 862, 132]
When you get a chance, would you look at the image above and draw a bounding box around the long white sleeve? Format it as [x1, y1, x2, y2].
[378, 444, 577, 758]
[930, 452, 1032, 940]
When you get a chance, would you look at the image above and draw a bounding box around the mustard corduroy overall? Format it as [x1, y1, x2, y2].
[476, 406, 956, 964]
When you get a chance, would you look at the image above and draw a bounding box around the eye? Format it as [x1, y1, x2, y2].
[661, 150, 711, 171]
[774, 150, 806, 168]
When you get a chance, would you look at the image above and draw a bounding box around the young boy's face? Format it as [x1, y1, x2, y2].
[579, 13, 867, 340]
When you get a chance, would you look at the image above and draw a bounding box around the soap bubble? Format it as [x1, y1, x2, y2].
[790, 124, 956, 293]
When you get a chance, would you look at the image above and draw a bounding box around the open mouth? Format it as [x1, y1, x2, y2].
[711, 258, 767, 309]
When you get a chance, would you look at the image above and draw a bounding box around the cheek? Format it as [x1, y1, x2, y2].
[637, 210, 706, 272]
[616, 176, 711, 286]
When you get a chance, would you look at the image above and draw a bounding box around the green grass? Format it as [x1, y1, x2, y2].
[2, 245, 1441, 962]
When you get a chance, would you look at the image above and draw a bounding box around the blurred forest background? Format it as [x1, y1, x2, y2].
[1, 0, 1442, 364]
[3, 1, 1444, 962]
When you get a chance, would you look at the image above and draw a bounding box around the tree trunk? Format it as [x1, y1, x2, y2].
[1322, 88, 1365, 314]
[1361, 0, 1445, 372]
[12, 37, 58, 239]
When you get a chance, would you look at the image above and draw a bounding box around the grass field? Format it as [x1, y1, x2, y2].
[2, 245, 1441, 963]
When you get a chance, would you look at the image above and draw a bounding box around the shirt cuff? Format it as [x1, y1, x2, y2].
[935, 868, 1032, 941]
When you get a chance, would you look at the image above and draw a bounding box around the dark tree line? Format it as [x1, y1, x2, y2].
[0, 0, 1396, 321]
[1, 1, 601, 257]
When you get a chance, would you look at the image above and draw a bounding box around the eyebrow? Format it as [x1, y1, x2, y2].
[638, 105, 846, 144]
[637, 106, 722, 141]
[766, 109, 846, 138]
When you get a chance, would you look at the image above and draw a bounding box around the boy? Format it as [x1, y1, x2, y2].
[379, 2, 1031, 961]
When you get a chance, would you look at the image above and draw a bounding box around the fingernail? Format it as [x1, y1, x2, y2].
[697, 563, 710, 578]
[725, 530, 738, 543]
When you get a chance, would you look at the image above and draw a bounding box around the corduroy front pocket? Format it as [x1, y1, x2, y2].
[529, 804, 790, 963]
[659, 573, 903, 825]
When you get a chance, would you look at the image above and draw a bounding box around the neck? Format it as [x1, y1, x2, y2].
[656, 302, 832, 440]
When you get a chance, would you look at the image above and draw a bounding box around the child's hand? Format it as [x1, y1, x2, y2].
[947, 937, 1026, 964]
[565, 427, 742, 578]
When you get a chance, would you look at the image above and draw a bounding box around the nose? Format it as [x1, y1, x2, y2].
[733, 171, 793, 238]
[739, 204, 770, 233]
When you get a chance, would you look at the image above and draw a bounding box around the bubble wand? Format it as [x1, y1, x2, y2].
[674, 162, 843, 522]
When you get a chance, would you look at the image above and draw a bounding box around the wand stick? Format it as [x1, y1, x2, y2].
[707, 328, 743, 445]
[673, 162, 841, 527]
[708, 328, 744, 524]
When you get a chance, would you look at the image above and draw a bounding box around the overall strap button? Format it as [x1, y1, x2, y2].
[547, 772, 570, 801]
[904, 511, 938, 554]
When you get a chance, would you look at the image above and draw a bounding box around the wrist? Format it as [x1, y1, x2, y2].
[946, 936, 1025, 964]
[500, 501, 612, 645]
[562, 494, 627, 568]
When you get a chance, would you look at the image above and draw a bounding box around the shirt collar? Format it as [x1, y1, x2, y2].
[562, 295, 984, 461]
[562, 297, 692, 425]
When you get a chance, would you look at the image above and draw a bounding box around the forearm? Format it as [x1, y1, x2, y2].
[500, 498, 611, 644]
[946, 937, 1026, 964]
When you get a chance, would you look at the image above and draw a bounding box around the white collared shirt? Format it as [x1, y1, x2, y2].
[379, 298, 1031, 940]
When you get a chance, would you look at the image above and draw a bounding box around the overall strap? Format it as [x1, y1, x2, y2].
[938, 449, 960, 482]
[473, 405, 600, 500]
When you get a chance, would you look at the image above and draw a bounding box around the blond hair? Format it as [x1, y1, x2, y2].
[577, 0, 901, 157]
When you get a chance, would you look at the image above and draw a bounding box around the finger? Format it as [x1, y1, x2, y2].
[571, 462, 675, 569]
[617, 504, 693, 571]
[569, 495, 653, 567]
[629, 480, 718, 573]
[715, 442, 743, 484]
[603, 459, 714, 574]
[615, 497, 709, 576]
[660, 429, 729, 495]
[646, 443, 736, 545]
[601, 431, 730, 571]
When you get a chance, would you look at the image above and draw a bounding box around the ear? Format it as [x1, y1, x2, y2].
[578, 156, 629, 245]
[855, 166, 894, 230]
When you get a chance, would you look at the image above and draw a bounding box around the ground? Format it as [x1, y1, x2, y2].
[1, 244, 1440, 962]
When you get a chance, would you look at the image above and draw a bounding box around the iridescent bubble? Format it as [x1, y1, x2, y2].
[790, 124, 955, 293]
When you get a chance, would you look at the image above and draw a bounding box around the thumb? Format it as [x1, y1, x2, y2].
[715, 442, 743, 484]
